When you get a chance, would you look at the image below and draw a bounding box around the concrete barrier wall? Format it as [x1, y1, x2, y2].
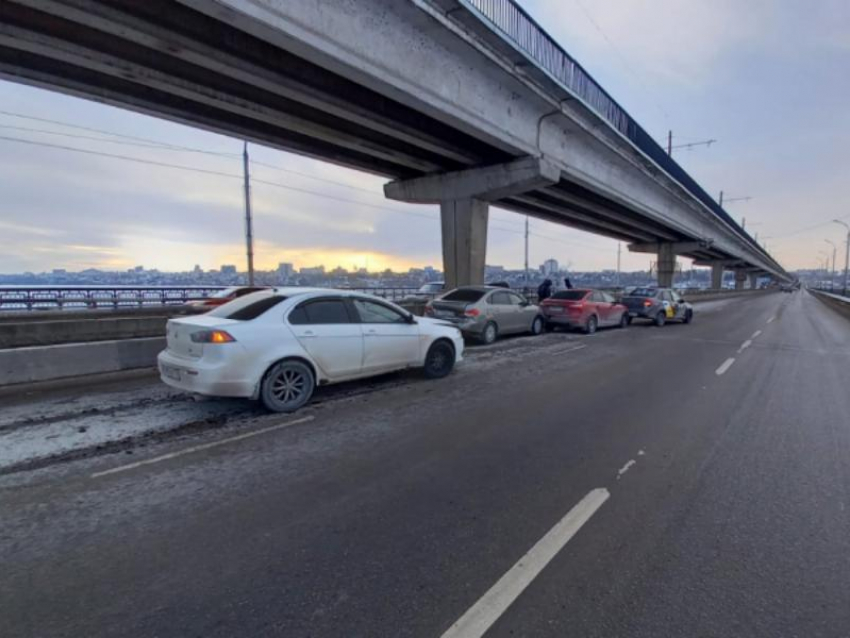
[0, 337, 164, 386]
[808, 289, 850, 320]
[0, 316, 171, 349]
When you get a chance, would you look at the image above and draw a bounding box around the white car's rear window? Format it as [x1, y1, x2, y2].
[207, 293, 286, 320]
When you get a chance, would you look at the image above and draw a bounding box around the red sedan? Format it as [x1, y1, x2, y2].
[540, 289, 630, 334]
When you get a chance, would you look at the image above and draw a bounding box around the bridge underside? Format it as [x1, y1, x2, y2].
[0, 0, 769, 284]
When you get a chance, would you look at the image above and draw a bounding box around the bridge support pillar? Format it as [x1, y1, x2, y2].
[711, 263, 724, 289]
[384, 156, 560, 288]
[440, 198, 488, 290]
[656, 243, 677, 288]
[735, 269, 747, 290]
[749, 273, 759, 289]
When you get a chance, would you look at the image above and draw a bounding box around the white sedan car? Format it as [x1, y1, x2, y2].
[158, 288, 464, 412]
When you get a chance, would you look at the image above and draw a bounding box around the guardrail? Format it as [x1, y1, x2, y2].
[0, 286, 424, 311]
[0, 286, 225, 311]
[464, 0, 770, 264]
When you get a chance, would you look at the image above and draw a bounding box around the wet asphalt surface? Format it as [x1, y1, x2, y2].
[2, 291, 850, 637]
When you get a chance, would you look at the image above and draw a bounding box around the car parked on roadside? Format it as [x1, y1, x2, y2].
[159, 288, 464, 413]
[539, 289, 629, 334]
[188, 286, 270, 310]
[620, 287, 693, 326]
[425, 286, 544, 344]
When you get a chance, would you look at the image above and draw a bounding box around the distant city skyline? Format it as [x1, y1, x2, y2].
[0, 1, 848, 275]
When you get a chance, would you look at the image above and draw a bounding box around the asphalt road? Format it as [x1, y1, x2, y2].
[2, 290, 849, 637]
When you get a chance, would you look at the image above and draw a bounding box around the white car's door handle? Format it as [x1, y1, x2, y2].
[300, 330, 316, 338]
[365, 329, 377, 336]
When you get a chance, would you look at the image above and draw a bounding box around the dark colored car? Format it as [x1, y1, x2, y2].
[620, 287, 693, 326]
[540, 289, 629, 334]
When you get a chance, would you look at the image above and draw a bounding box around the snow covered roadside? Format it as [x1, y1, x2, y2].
[0, 382, 256, 473]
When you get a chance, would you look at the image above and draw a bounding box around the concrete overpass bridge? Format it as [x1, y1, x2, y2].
[0, 0, 788, 288]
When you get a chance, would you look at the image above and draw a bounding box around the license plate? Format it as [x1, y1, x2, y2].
[161, 365, 181, 381]
[435, 310, 456, 319]
[547, 307, 563, 314]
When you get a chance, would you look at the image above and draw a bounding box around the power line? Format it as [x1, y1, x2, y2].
[0, 109, 223, 154]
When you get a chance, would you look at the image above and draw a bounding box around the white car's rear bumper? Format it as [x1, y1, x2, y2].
[157, 350, 256, 398]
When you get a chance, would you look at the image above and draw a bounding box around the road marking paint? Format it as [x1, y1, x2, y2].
[715, 358, 736, 376]
[616, 459, 636, 479]
[751, 330, 762, 339]
[91, 416, 315, 478]
[440, 488, 610, 638]
[637, 449, 646, 456]
[548, 344, 587, 356]
[767, 316, 775, 324]
[738, 340, 752, 353]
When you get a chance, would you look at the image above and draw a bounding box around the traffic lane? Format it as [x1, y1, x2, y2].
[0, 294, 786, 638]
[0, 329, 596, 476]
[0, 293, 752, 476]
[489, 288, 850, 637]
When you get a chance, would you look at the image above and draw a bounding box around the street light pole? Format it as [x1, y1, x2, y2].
[825, 239, 837, 292]
[835, 220, 850, 296]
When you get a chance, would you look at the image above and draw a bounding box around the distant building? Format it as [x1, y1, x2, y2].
[277, 262, 294, 281]
[220, 264, 237, 275]
[541, 259, 559, 276]
[300, 265, 325, 276]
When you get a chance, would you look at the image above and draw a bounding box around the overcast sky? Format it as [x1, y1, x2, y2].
[0, 0, 848, 275]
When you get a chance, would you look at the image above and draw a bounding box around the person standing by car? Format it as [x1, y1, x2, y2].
[564, 277, 573, 290]
[537, 278, 553, 302]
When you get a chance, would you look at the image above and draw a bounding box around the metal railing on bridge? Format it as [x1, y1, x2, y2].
[463, 0, 770, 262]
[0, 286, 425, 312]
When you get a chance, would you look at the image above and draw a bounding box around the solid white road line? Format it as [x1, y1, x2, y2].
[440, 488, 610, 638]
[767, 316, 776, 324]
[751, 330, 762, 339]
[91, 415, 315, 478]
[738, 340, 752, 353]
[616, 460, 636, 479]
[715, 358, 736, 376]
[548, 344, 588, 356]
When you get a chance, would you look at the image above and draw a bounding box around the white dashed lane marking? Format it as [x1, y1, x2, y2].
[715, 358, 736, 376]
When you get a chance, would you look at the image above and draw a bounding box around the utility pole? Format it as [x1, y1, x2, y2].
[524, 215, 529, 289]
[667, 130, 672, 156]
[825, 239, 837, 292]
[835, 220, 850, 296]
[242, 141, 255, 286]
[616, 242, 621, 287]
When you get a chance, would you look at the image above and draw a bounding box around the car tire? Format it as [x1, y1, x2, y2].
[531, 316, 544, 335]
[618, 312, 629, 328]
[684, 309, 693, 324]
[654, 311, 666, 327]
[260, 360, 315, 413]
[584, 315, 598, 335]
[481, 321, 498, 345]
[423, 340, 455, 379]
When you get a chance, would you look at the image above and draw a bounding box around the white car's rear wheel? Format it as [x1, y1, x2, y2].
[261, 360, 315, 413]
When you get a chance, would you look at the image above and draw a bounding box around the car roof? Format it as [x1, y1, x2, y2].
[452, 285, 509, 292]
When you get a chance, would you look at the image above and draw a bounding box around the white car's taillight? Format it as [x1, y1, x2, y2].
[190, 330, 236, 343]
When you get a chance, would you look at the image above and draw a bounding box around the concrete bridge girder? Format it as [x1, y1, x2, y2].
[386, 157, 561, 288]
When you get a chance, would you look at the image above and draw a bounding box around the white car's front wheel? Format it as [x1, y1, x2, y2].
[423, 341, 455, 379]
[260, 360, 315, 413]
